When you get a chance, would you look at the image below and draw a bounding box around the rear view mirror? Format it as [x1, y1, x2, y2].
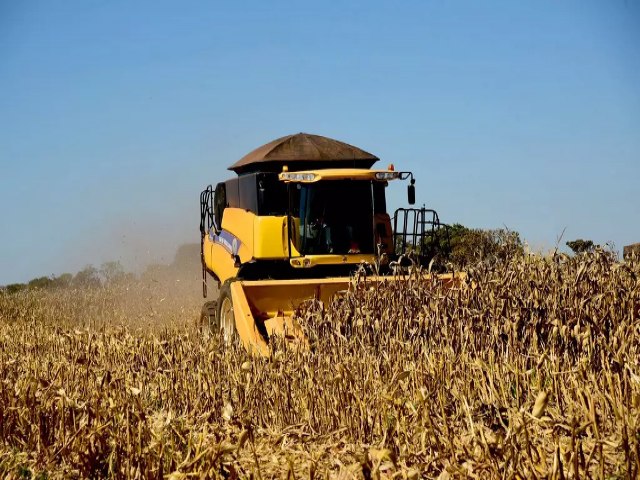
[408, 182, 416, 205]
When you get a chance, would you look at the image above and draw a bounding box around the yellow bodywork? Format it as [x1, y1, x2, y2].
[203, 208, 290, 284]
[229, 273, 464, 357]
[203, 207, 386, 284]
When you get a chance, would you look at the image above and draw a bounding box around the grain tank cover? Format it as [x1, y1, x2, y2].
[228, 133, 379, 175]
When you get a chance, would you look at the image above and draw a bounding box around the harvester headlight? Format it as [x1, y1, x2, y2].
[290, 258, 313, 268]
[279, 172, 317, 182]
[375, 172, 399, 181]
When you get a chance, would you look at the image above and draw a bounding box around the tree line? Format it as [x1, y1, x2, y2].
[2, 236, 602, 294]
[1, 261, 135, 294]
[1, 244, 202, 295]
[404, 224, 600, 268]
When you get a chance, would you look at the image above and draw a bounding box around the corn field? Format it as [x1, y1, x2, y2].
[1, 251, 639, 479]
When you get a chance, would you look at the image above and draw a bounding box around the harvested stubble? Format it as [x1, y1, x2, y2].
[1, 251, 639, 479]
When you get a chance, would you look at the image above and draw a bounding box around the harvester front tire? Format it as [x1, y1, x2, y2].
[199, 301, 219, 333]
[217, 283, 238, 345]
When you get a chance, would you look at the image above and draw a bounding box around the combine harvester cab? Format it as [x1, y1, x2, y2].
[199, 133, 462, 356]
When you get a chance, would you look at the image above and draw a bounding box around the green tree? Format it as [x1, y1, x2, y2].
[27, 276, 53, 290]
[5, 283, 27, 294]
[447, 224, 523, 267]
[566, 239, 595, 255]
[51, 273, 73, 289]
[72, 265, 101, 288]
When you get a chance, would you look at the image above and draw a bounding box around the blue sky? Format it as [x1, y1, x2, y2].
[1, 1, 639, 284]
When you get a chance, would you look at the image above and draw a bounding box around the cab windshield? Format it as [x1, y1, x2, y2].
[289, 180, 383, 255]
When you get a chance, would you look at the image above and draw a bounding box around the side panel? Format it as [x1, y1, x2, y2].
[221, 208, 255, 257]
[203, 208, 255, 285]
[253, 216, 288, 259]
[203, 236, 239, 284]
[205, 208, 293, 283]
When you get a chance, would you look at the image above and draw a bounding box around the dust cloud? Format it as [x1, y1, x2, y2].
[57, 213, 213, 325]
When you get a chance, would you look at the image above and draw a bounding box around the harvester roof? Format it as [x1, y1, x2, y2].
[228, 133, 379, 175]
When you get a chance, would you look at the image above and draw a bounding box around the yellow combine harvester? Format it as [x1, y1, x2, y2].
[199, 133, 460, 356]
